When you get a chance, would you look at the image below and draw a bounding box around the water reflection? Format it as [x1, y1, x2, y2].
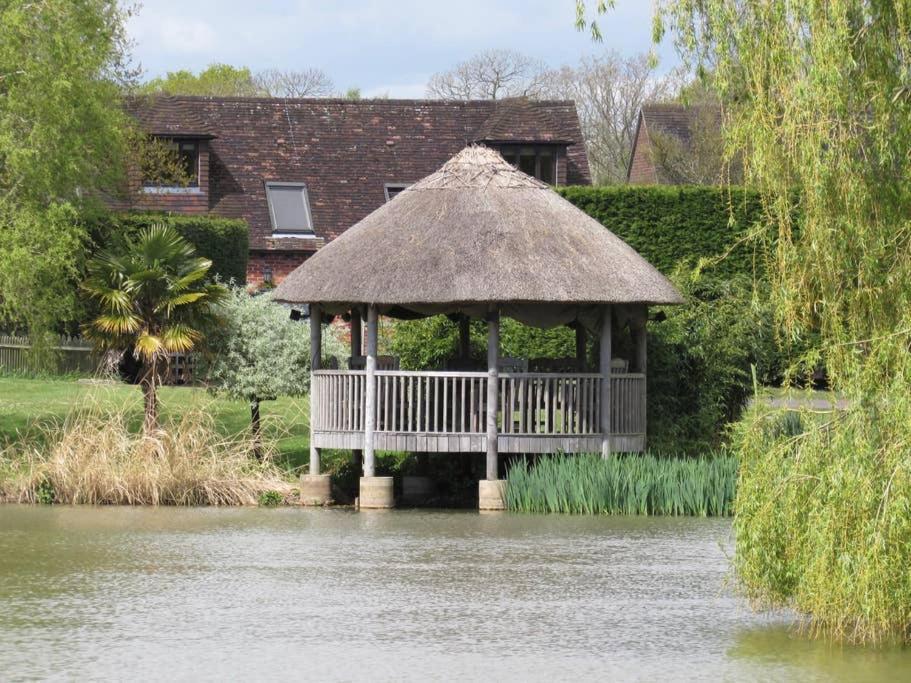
[0, 507, 907, 681]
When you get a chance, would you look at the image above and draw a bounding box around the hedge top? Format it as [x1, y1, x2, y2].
[273, 146, 683, 316]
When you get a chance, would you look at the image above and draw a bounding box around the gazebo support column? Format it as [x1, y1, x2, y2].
[301, 304, 331, 505]
[350, 309, 363, 467]
[458, 315, 471, 358]
[633, 307, 648, 449]
[600, 305, 613, 459]
[359, 304, 394, 509]
[479, 309, 506, 511]
[575, 324, 587, 371]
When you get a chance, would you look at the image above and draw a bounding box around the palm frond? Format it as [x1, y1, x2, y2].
[161, 324, 202, 353]
[134, 332, 164, 361]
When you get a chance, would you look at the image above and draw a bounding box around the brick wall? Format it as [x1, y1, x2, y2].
[627, 121, 658, 185]
[248, 250, 310, 287]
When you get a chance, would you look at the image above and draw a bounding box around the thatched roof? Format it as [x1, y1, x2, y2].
[273, 146, 683, 318]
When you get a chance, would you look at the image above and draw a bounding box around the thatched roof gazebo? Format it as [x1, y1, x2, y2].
[274, 146, 682, 509]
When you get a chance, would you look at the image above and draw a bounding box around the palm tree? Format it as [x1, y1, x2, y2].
[82, 225, 226, 431]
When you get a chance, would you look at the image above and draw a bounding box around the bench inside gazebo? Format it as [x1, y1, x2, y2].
[273, 147, 682, 510]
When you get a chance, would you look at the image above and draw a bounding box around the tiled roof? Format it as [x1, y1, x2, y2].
[123, 95, 590, 251]
[124, 95, 216, 138]
[473, 97, 575, 143]
[640, 103, 721, 149]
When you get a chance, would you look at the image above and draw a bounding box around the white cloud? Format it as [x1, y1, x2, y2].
[128, 11, 216, 57]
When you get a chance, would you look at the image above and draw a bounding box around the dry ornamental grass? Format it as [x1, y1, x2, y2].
[0, 406, 293, 506]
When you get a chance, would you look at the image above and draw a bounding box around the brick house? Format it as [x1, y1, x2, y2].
[120, 95, 591, 285]
[626, 103, 722, 185]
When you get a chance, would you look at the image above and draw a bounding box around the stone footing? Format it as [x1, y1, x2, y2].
[359, 476, 395, 509]
[401, 476, 434, 504]
[300, 474, 332, 506]
[478, 479, 507, 511]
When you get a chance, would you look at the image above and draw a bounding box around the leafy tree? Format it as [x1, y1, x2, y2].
[138, 63, 264, 97]
[202, 288, 311, 456]
[577, 0, 911, 642]
[427, 49, 549, 100]
[82, 226, 226, 431]
[0, 0, 135, 343]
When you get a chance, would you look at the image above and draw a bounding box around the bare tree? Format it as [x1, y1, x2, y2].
[646, 81, 739, 185]
[541, 52, 684, 184]
[255, 68, 336, 98]
[426, 49, 549, 100]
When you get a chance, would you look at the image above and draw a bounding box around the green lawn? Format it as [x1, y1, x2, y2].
[0, 376, 312, 473]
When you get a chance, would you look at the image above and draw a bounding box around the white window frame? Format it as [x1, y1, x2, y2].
[384, 182, 410, 202]
[265, 181, 314, 236]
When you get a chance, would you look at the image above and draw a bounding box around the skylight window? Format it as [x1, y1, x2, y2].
[265, 182, 314, 235]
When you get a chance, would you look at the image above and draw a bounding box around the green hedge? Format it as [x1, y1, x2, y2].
[91, 212, 249, 284]
[557, 185, 764, 278]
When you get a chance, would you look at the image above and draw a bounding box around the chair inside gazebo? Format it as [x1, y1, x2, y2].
[309, 305, 648, 457]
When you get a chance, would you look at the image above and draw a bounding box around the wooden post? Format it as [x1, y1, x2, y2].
[351, 309, 362, 358]
[364, 304, 378, 477]
[634, 307, 648, 446]
[309, 304, 322, 475]
[486, 309, 500, 480]
[599, 305, 612, 459]
[575, 324, 587, 371]
[459, 315, 471, 359]
[350, 308, 363, 466]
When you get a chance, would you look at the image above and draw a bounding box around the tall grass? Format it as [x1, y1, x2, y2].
[0, 408, 293, 505]
[505, 452, 737, 516]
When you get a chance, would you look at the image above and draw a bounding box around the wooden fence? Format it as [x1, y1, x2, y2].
[0, 335, 97, 375]
[0, 335, 197, 383]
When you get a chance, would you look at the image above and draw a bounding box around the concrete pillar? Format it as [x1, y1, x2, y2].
[479, 479, 506, 511]
[364, 304, 378, 478]
[350, 308, 363, 467]
[485, 309, 499, 481]
[458, 315, 471, 358]
[300, 473, 332, 506]
[309, 304, 322, 476]
[575, 324, 587, 371]
[359, 476, 394, 509]
[600, 305, 613, 459]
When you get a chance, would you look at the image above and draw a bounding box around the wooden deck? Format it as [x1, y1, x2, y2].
[311, 369, 646, 453]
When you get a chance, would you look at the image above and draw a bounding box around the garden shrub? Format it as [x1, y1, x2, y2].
[88, 211, 249, 283]
[389, 317, 575, 371]
[557, 185, 764, 279]
[646, 268, 784, 454]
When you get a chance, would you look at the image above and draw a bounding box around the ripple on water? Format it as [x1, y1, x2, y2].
[0, 506, 906, 682]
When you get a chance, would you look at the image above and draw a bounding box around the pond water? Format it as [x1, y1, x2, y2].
[0, 507, 908, 682]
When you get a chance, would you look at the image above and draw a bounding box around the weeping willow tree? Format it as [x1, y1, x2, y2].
[579, 0, 911, 643]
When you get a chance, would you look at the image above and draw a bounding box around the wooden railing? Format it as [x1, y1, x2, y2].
[311, 370, 645, 437]
[498, 373, 602, 435]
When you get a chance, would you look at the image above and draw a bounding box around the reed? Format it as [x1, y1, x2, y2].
[0, 406, 293, 505]
[505, 452, 737, 516]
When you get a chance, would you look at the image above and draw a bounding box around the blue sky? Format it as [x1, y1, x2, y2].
[127, 1, 678, 97]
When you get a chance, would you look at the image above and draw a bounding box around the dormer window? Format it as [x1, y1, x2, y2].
[142, 137, 200, 191]
[174, 141, 200, 186]
[497, 145, 556, 184]
[384, 183, 410, 202]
